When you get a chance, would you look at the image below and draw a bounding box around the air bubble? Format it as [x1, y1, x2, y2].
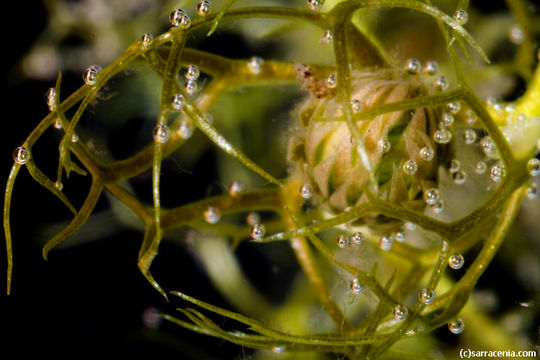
[351, 99, 363, 113]
[430, 200, 444, 214]
[71, 134, 79, 143]
[185, 80, 199, 96]
[406, 58, 421, 74]
[526, 158, 540, 176]
[246, 212, 260, 226]
[442, 112, 454, 127]
[153, 125, 171, 143]
[490, 161, 506, 182]
[177, 119, 194, 139]
[393, 305, 408, 320]
[425, 60, 438, 75]
[349, 279, 363, 294]
[55, 181, 63, 191]
[377, 139, 391, 153]
[419, 146, 435, 161]
[248, 56, 263, 75]
[526, 183, 539, 199]
[452, 171, 467, 185]
[449, 159, 460, 173]
[434, 128, 452, 144]
[141, 33, 153, 47]
[463, 129, 477, 144]
[453, 9, 468, 25]
[300, 184, 313, 199]
[13, 146, 31, 165]
[448, 318, 465, 334]
[509, 24, 524, 44]
[82, 65, 102, 86]
[475, 161, 487, 174]
[196, 0, 211, 17]
[480, 137, 499, 158]
[435, 76, 449, 91]
[320, 29, 333, 44]
[271, 346, 285, 354]
[403, 160, 418, 175]
[171, 93, 185, 110]
[419, 288, 435, 304]
[326, 74, 337, 88]
[394, 231, 406, 243]
[446, 102, 461, 114]
[45, 87, 56, 111]
[448, 253, 465, 269]
[54, 119, 62, 130]
[204, 206, 220, 224]
[170, 9, 191, 29]
[351, 232, 365, 245]
[424, 188, 441, 205]
[337, 234, 349, 248]
[229, 180, 245, 196]
[307, 0, 324, 11]
[379, 234, 393, 251]
[250, 223, 266, 240]
[185, 65, 200, 81]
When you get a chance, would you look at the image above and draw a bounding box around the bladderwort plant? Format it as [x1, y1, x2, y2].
[4, 0, 540, 358]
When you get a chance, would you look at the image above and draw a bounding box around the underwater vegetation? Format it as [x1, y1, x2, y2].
[3, 0, 540, 358]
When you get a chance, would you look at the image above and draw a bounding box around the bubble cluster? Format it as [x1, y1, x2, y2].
[307, 0, 324, 11]
[170, 8, 191, 29]
[526, 183, 539, 199]
[490, 161, 506, 182]
[480, 137, 499, 159]
[45, 88, 56, 111]
[13, 146, 31, 165]
[82, 65, 102, 86]
[527, 158, 540, 176]
[196, 0, 211, 17]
